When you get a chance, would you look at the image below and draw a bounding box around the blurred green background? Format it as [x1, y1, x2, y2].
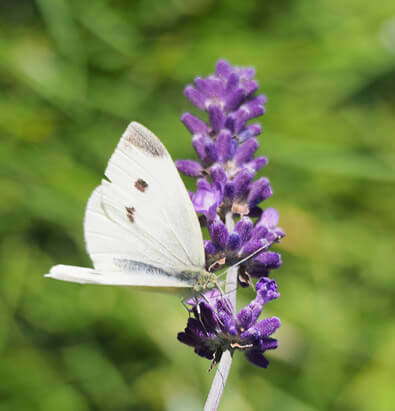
[1, 1, 395, 410]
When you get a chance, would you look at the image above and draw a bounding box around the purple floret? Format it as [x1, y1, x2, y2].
[177, 278, 281, 368]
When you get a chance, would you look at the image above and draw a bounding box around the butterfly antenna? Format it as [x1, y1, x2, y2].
[215, 241, 270, 280]
[180, 297, 192, 316]
[194, 295, 212, 336]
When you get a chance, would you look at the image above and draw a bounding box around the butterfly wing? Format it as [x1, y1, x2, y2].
[46, 122, 205, 288]
[46, 265, 194, 288]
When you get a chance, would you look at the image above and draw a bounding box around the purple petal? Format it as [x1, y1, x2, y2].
[224, 114, 236, 133]
[184, 86, 206, 110]
[251, 225, 268, 240]
[239, 66, 256, 79]
[208, 104, 225, 132]
[195, 76, 224, 99]
[248, 267, 270, 278]
[225, 72, 239, 93]
[185, 317, 208, 339]
[245, 350, 270, 368]
[192, 179, 221, 216]
[237, 300, 262, 330]
[255, 317, 281, 337]
[216, 298, 238, 335]
[192, 134, 207, 161]
[235, 217, 253, 243]
[204, 240, 221, 256]
[259, 337, 278, 351]
[247, 178, 272, 206]
[240, 326, 260, 341]
[181, 113, 208, 135]
[256, 277, 280, 304]
[193, 135, 218, 165]
[234, 138, 259, 166]
[216, 59, 231, 79]
[230, 138, 238, 157]
[254, 252, 282, 269]
[255, 94, 267, 105]
[233, 169, 254, 198]
[239, 123, 262, 141]
[216, 129, 233, 162]
[233, 110, 249, 133]
[177, 331, 198, 347]
[265, 231, 277, 242]
[195, 178, 213, 193]
[204, 139, 218, 164]
[241, 80, 258, 95]
[242, 101, 265, 119]
[246, 123, 262, 136]
[175, 160, 202, 177]
[210, 164, 227, 186]
[259, 207, 280, 227]
[247, 156, 268, 172]
[194, 76, 210, 95]
[242, 239, 266, 256]
[237, 306, 253, 330]
[209, 218, 229, 249]
[227, 232, 241, 251]
[225, 88, 245, 112]
[207, 202, 219, 221]
[273, 228, 286, 241]
[223, 181, 235, 201]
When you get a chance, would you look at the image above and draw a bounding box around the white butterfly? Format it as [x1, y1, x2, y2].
[46, 122, 217, 292]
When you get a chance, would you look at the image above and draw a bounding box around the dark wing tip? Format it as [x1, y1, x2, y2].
[123, 122, 168, 158]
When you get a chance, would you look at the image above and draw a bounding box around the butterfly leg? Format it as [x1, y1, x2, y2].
[180, 296, 192, 317]
[193, 296, 210, 335]
[214, 280, 235, 315]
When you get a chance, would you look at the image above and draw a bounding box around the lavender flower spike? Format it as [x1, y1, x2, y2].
[176, 60, 285, 409]
[178, 278, 281, 368]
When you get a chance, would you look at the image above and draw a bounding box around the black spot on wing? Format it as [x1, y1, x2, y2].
[124, 122, 167, 157]
[125, 206, 135, 223]
[135, 178, 148, 192]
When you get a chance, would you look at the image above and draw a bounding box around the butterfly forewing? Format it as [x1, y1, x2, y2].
[46, 121, 205, 288]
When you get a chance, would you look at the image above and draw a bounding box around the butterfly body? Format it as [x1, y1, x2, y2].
[46, 122, 216, 293]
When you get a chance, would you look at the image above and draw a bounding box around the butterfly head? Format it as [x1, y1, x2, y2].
[192, 270, 219, 293]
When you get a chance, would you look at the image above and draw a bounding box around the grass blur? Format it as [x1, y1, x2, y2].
[1, 1, 395, 410]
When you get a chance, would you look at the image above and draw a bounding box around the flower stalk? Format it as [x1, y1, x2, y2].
[203, 212, 236, 411]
